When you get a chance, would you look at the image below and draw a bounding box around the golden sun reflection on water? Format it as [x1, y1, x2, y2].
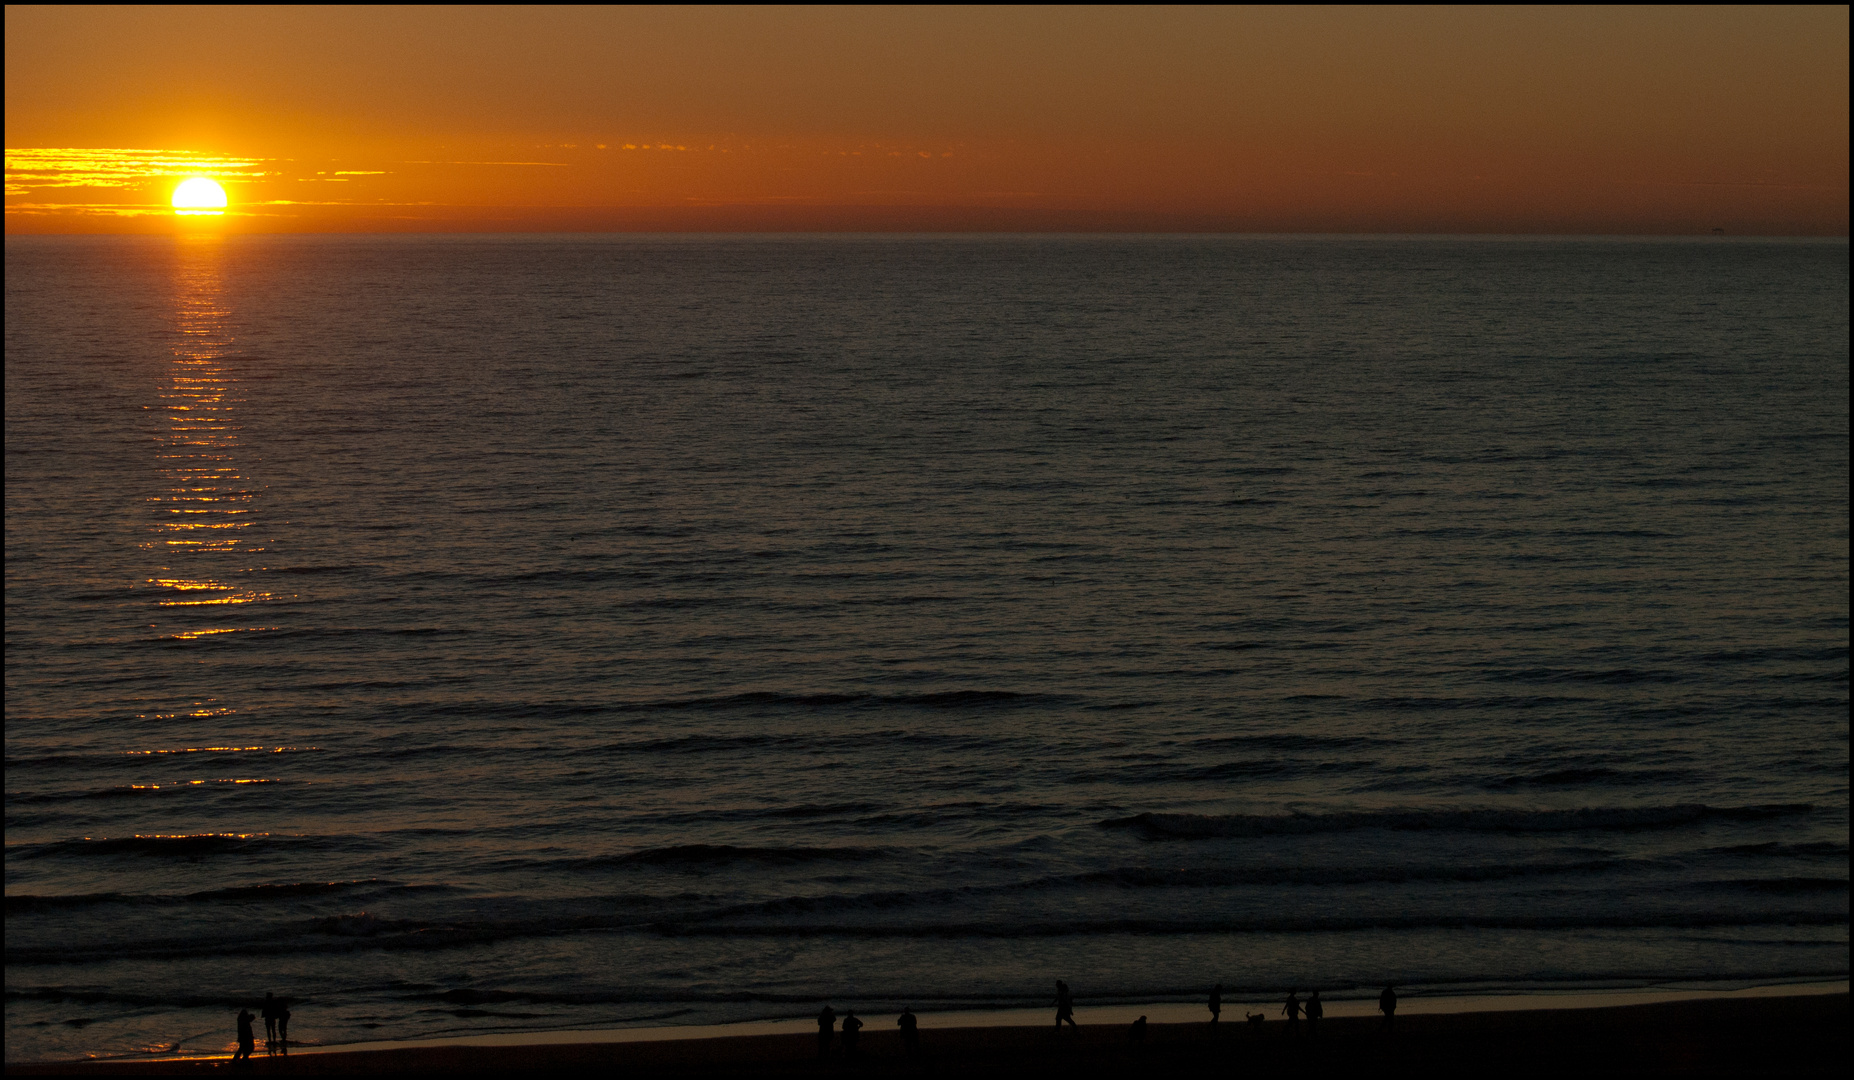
[130, 704, 238, 721]
[123, 747, 311, 755]
[126, 779, 281, 789]
[146, 238, 278, 637]
[80, 832, 272, 842]
[162, 626, 280, 640]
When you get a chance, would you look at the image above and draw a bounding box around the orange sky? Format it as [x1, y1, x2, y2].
[6, 6, 1847, 234]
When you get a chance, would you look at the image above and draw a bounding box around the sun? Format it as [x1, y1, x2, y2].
[172, 177, 228, 215]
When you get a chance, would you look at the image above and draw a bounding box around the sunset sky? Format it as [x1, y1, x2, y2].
[6, 5, 1847, 234]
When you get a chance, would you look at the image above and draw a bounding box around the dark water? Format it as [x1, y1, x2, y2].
[5, 234, 1847, 1062]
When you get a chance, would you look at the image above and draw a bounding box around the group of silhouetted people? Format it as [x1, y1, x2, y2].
[1222, 983, 1395, 1035]
[1280, 988, 1325, 1030]
[230, 992, 291, 1066]
[816, 1005, 921, 1060]
[1267, 985, 1396, 1034]
[1065, 981, 1401, 1043]
[804, 985, 1397, 1068]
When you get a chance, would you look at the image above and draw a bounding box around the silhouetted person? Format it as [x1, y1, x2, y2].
[261, 992, 278, 1051]
[1209, 984, 1222, 1025]
[277, 1003, 291, 1056]
[1281, 989, 1301, 1033]
[1055, 980, 1077, 1030]
[817, 1006, 836, 1059]
[1128, 1015, 1147, 1048]
[898, 1007, 920, 1058]
[1379, 986, 1397, 1027]
[840, 1010, 863, 1058]
[1306, 989, 1323, 1034]
[233, 1008, 256, 1065]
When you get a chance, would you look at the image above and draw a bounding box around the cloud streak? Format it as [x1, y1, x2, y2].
[4, 148, 269, 195]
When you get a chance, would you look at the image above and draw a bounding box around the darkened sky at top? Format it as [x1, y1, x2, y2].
[6, 5, 1847, 232]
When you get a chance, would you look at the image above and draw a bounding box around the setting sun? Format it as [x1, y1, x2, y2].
[170, 176, 226, 215]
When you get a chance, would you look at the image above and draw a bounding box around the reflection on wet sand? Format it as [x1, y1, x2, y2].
[147, 237, 275, 640]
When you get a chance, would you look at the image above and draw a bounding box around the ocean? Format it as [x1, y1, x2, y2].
[4, 234, 1847, 1062]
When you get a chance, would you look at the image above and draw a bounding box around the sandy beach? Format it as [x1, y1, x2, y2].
[10, 991, 1845, 1077]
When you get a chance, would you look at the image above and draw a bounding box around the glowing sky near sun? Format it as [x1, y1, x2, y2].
[4, 6, 1846, 234]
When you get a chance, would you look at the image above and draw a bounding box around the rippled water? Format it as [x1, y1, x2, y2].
[5, 234, 1848, 1062]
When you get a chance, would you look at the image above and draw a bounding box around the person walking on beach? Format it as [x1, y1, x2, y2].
[261, 992, 278, 1052]
[1209, 984, 1222, 1025]
[1281, 989, 1302, 1033]
[1306, 989, 1324, 1035]
[232, 1008, 256, 1066]
[840, 1009, 863, 1058]
[1055, 980, 1077, 1031]
[1379, 986, 1397, 1028]
[277, 1002, 291, 1056]
[898, 1007, 920, 1058]
[816, 1005, 836, 1059]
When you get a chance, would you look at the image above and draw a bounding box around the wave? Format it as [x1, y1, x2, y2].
[11, 906, 1845, 965]
[5, 745, 321, 771]
[5, 912, 640, 965]
[10, 832, 365, 860]
[1058, 759, 1377, 787]
[1066, 860, 1629, 888]
[610, 730, 1006, 754]
[193, 879, 450, 902]
[1488, 667, 1685, 685]
[2, 880, 450, 914]
[609, 689, 1039, 711]
[242, 626, 471, 641]
[1484, 768, 1692, 789]
[4, 987, 238, 1009]
[1705, 841, 1848, 859]
[7, 779, 288, 804]
[1185, 733, 1399, 751]
[1101, 804, 1816, 838]
[4, 891, 156, 914]
[456, 845, 896, 874]
[0, 857, 1683, 922]
[599, 844, 890, 868]
[637, 801, 894, 825]
[656, 912, 1853, 939]
[1712, 877, 1849, 894]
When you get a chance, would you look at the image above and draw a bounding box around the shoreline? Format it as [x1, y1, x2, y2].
[296, 979, 1854, 1055]
[10, 982, 1846, 1076]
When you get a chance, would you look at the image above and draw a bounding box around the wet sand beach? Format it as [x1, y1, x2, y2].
[10, 992, 1846, 1077]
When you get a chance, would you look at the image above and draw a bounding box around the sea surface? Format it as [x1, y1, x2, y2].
[5, 234, 1848, 1062]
